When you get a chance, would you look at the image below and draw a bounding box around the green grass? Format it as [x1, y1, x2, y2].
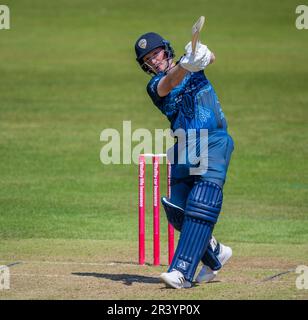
[0, 239, 307, 299]
[0, 0, 308, 299]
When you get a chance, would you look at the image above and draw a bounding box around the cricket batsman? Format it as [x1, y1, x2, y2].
[134, 31, 234, 288]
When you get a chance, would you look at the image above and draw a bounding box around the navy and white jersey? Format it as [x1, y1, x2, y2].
[147, 71, 227, 132]
[146, 70, 234, 187]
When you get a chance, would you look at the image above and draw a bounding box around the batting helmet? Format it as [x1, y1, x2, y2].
[135, 32, 175, 74]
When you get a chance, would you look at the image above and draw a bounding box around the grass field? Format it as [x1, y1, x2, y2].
[0, 0, 308, 299]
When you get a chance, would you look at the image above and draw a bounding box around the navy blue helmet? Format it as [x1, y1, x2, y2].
[135, 32, 175, 74]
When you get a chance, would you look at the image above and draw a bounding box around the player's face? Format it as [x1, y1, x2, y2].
[143, 47, 169, 73]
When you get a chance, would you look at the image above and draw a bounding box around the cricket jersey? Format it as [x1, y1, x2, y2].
[146, 70, 234, 187]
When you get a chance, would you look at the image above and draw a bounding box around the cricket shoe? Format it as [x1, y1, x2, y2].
[160, 269, 192, 289]
[195, 243, 232, 283]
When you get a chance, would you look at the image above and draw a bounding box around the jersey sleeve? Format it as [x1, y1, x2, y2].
[146, 73, 166, 108]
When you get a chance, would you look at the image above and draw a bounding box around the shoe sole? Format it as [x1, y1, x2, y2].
[160, 273, 191, 289]
[160, 273, 182, 289]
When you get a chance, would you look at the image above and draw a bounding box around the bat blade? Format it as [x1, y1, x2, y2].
[191, 16, 205, 54]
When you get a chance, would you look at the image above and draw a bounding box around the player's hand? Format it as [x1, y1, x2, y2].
[179, 41, 212, 72]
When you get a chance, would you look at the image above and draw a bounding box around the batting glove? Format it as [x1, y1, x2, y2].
[179, 41, 212, 72]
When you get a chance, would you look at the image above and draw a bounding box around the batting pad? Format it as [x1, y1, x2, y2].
[161, 197, 184, 232]
[201, 241, 222, 271]
[168, 181, 223, 281]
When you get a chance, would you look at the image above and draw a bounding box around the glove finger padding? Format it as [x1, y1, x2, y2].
[180, 41, 212, 72]
[184, 41, 201, 55]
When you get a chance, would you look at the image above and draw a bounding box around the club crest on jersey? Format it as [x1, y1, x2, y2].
[138, 39, 147, 49]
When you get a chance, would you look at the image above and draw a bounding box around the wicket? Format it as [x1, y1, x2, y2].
[138, 153, 174, 266]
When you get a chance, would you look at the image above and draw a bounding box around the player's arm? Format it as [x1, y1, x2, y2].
[157, 64, 188, 97]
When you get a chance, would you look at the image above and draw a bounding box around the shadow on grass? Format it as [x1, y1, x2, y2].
[72, 272, 221, 288]
[107, 261, 169, 267]
[72, 272, 161, 286]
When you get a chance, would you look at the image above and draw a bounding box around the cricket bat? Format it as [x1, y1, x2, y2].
[191, 16, 205, 54]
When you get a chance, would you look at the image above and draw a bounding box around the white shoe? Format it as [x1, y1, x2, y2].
[160, 270, 192, 289]
[195, 243, 232, 283]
